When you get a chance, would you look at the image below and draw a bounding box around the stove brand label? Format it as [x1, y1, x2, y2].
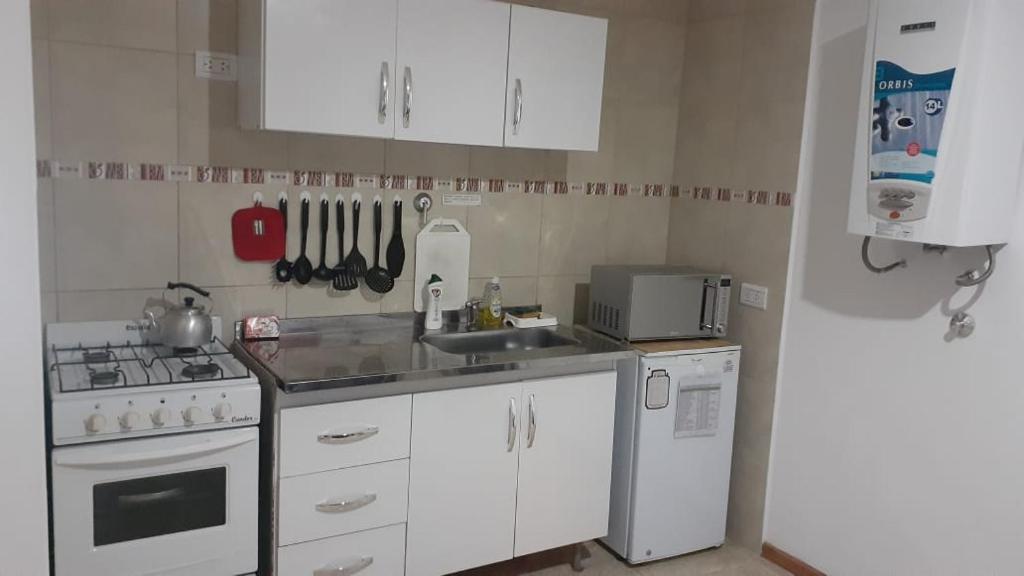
[231, 415, 255, 424]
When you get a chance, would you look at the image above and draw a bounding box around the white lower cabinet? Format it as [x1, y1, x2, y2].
[405, 382, 521, 576]
[277, 523, 406, 576]
[513, 372, 617, 556]
[405, 371, 617, 576]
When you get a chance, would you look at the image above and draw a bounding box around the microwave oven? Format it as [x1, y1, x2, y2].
[588, 265, 731, 341]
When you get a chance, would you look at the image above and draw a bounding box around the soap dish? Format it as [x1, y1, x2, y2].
[505, 311, 558, 328]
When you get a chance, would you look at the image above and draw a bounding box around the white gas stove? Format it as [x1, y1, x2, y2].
[47, 318, 260, 446]
[46, 318, 259, 576]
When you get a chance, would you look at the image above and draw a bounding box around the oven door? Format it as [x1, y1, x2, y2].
[51, 428, 258, 576]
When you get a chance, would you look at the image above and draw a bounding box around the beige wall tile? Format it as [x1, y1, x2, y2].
[58, 289, 167, 322]
[381, 280, 414, 313]
[287, 134, 385, 173]
[32, 40, 51, 159]
[514, 0, 689, 23]
[55, 179, 178, 291]
[610, 103, 679, 184]
[565, 103, 616, 182]
[604, 17, 687, 108]
[688, 0, 742, 22]
[179, 183, 280, 288]
[178, 0, 237, 54]
[468, 147, 565, 181]
[539, 195, 610, 276]
[665, 198, 730, 271]
[37, 179, 56, 293]
[469, 276, 538, 307]
[41, 292, 58, 324]
[385, 141, 470, 177]
[205, 285, 286, 341]
[31, 0, 48, 39]
[50, 42, 177, 162]
[536, 275, 588, 326]
[467, 193, 542, 278]
[47, 0, 177, 52]
[285, 284, 381, 318]
[178, 54, 289, 167]
[606, 196, 670, 266]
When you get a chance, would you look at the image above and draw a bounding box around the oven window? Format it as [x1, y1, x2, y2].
[93, 467, 226, 546]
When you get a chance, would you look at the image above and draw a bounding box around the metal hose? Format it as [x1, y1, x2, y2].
[861, 236, 906, 274]
[955, 244, 996, 287]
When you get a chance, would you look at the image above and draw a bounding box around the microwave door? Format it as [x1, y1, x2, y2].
[630, 275, 710, 339]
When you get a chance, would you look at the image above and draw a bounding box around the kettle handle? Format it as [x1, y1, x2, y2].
[167, 282, 211, 298]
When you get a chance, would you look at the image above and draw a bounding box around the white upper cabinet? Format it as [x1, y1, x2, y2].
[240, 0, 398, 138]
[504, 5, 608, 151]
[394, 0, 510, 146]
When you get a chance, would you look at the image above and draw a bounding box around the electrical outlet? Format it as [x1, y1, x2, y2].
[739, 283, 768, 310]
[195, 51, 237, 81]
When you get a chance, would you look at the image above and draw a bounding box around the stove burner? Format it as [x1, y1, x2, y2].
[90, 370, 121, 387]
[173, 347, 200, 357]
[182, 363, 221, 380]
[82, 350, 114, 364]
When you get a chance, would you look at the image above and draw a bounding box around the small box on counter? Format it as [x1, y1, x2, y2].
[243, 315, 280, 340]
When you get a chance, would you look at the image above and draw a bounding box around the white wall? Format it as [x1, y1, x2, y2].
[0, 1, 49, 573]
[765, 1, 1024, 574]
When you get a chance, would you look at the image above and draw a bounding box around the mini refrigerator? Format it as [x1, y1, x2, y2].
[602, 340, 740, 564]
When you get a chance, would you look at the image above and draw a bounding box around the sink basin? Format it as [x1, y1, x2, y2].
[422, 328, 579, 355]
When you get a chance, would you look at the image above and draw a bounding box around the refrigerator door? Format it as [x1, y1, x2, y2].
[627, 350, 740, 563]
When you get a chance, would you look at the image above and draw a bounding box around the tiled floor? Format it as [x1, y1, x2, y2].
[456, 541, 793, 576]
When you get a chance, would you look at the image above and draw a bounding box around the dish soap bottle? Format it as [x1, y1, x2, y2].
[424, 274, 444, 330]
[479, 277, 503, 329]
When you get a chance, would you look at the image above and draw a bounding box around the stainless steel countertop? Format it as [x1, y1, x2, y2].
[232, 313, 635, 403]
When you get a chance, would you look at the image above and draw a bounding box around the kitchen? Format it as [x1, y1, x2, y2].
[4, 0, 1022, 575]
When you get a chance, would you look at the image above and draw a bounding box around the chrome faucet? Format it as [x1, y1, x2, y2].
[461, 298, 482, 329]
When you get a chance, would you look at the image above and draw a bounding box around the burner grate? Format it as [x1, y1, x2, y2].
[49, 337, 249, 393]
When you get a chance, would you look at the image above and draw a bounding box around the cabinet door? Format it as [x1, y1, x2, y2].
[514, 371, 617, 557]
[263, 0, 397, 137]
[406, 383, 521, 576]
[504, 5, 607, 151]
[395, 0, 510, 146]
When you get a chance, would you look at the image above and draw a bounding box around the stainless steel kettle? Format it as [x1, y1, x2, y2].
[144, 282, 214, 349]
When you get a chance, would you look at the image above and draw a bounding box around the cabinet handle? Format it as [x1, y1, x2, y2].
[315, 493, 377, 514]
[314, 556, 373, 576]
[513, 78, 523, 135]
[527, 393, 536, 448]
[403, 66, 412, 128]
[507, 397, 517, 452]
[317, 425, 379, 445]
[378, 61, 389, 124]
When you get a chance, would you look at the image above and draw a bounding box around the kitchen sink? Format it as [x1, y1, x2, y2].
[421, 328, 579, 355]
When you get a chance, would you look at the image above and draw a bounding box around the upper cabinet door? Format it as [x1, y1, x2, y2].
[262, 0, 397, 138]
[395, 0, 510, 146]
[504, 6, 607, 151]
[513, 371, 617, 557]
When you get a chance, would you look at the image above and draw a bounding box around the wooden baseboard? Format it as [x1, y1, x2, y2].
[762, 543, 827, 576]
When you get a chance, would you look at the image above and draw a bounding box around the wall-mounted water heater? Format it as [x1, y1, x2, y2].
[849, 0, 1024, 248]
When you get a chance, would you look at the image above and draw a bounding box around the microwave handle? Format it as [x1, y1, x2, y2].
[53, 432, 256, 468]
[699, 279, 718, 332]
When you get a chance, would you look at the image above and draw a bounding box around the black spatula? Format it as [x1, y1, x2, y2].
[364, 196, 394, 294]
[344, 193, 367, 278]
[386, 196, 405, 278]
[331, 194, 357, 291]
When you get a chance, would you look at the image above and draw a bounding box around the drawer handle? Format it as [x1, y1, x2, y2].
[314, 556, 373, 576]
[315, 493, 377, 514]
[317, 426, 379, 445]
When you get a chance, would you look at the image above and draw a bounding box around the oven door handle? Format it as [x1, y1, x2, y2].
[53, 433, 257, 468]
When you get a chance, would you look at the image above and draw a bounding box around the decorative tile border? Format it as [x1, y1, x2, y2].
[34, 159, 794, 207]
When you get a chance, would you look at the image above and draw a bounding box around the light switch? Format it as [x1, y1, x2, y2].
[739, 282, 768, 310]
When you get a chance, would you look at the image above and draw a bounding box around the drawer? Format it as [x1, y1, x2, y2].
[279, 459, 409, 546]
[280, 395, 411, 477]
[278, 523, 406, 576]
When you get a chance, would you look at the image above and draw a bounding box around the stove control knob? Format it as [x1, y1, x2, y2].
[151, 407, 172, 427]
[213, 402, 233, 422]
[183, 406, 203, 425]
[84, 413, 107, 434]
[119, 411, 140, 430]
